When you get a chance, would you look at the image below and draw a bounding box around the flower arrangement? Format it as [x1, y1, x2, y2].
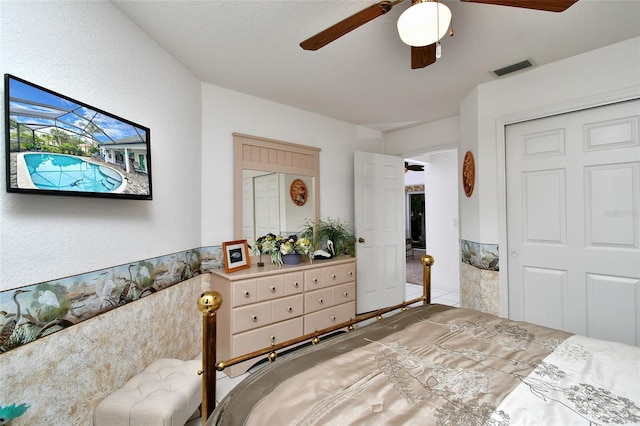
[255, 233, 312, 265]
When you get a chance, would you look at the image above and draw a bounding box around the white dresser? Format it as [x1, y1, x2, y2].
[210, 256, 356, 377]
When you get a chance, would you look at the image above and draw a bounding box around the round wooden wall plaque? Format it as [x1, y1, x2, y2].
[290, 179, 307, 206]
[462, 151, 475, 197]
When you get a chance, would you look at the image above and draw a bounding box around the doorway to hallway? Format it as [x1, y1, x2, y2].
[408, 192, 426, 249]
[404, 150, 460, 295]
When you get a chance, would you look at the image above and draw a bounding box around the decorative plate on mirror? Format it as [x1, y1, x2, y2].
[290, 179, 307, 206]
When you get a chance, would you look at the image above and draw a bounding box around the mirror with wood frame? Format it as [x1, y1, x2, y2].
[233, 133, 320, 247]
[242, 170, 315, 242]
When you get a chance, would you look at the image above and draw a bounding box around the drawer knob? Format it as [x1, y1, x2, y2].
[331, 274, 336, 279]
[343, 292, 349, 297]
[331, 316, 336, 321]
[313, 278, 318, 283]
[244, 291, 250, 297]
[318, 298, 324, 304]
[287, 306, 293, 312]
[252, 315, 258, 322]
[270, 286, 276, 292]
[270, 336, 276, 342]
[348, 271, 353, 276]
[294, 282, 299, 287]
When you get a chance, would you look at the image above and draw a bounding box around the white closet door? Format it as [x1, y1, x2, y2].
[506, 99, 640, 345]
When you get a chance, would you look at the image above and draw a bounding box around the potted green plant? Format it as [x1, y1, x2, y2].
[300, 217, 355, 257]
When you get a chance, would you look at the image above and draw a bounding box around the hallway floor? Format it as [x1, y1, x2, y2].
[405, 282, 460, 307]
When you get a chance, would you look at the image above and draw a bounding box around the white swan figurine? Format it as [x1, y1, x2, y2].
[313, 240, 335, 259]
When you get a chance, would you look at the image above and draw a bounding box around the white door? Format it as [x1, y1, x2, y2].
[242, 176, 255, 241]
[506, 99, 640, 345]
[254, 173, 280, 238]
[354, 151, 406, 313]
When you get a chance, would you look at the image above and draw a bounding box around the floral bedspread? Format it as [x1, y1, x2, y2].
[210, 304, 640, 425]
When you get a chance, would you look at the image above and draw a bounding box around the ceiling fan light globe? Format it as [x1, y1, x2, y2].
[397, 1, 451, 47]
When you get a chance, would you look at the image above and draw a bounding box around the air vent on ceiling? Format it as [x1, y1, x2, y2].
[493, 59, 534, 77]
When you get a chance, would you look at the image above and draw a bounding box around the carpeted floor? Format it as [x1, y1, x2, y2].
[406, 250, 426, 285]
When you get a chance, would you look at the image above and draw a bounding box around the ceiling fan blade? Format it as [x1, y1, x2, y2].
[411, 44, 436, 70]
[300, 1, 395, 51]
[405, 161, 424, 172]
[460, 0, 578, 13]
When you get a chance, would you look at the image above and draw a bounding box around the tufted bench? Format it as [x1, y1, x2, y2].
[94, 358, 202, 426]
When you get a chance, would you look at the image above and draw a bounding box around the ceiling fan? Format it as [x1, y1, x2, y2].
[405, 161, 424, 173]
[300, 0, 579, 69]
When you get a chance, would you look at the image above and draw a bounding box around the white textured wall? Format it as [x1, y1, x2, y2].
[423, 150, 460, 292]
[0, 2, 203, 424]
[384, 116, 460, 158]
[458, 88, 480, 244]
[403, 168, 424, 186]
[199, 84, 384, 245]
[0, 0, 202, 292]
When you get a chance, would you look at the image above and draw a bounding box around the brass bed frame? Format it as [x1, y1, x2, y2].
[196, 254, 435, 425]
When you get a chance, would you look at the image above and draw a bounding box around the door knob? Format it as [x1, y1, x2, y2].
[358, 237, 365, 243]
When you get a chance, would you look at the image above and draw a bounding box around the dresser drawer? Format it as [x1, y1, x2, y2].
[332, 282, 355, 304]
[284, 272, 304, 295]
[304, 269, 323, 291]
[322, 265, 343, 286]
[232, 301, 272, 334]
[342, 263, 356, 282]
[232, 279, 257, 307]
[304, 287, 333, 314]
[233, 317, 303, 356]
[304, 301, 355, 334]
[272, 294, 303, 323]
[256, 275, 285, 301]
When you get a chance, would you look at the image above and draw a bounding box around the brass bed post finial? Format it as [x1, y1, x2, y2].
[420, 254, 434, 304]
[198, 291, 222, 426]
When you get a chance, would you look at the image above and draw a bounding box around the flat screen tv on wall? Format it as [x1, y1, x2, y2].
[4, 74, 152, 200]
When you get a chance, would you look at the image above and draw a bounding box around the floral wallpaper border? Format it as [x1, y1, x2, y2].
[405, 184, 425, 193]
[0, 245, 224, 355]
[461, 239, 499, 271]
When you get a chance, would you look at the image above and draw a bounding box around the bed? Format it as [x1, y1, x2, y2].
[197, 256, 640, 425]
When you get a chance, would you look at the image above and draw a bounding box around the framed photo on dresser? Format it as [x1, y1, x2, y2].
[222, 239, 251, 273]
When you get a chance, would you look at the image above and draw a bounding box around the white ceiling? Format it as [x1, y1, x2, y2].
[113, 0, 640, 132]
